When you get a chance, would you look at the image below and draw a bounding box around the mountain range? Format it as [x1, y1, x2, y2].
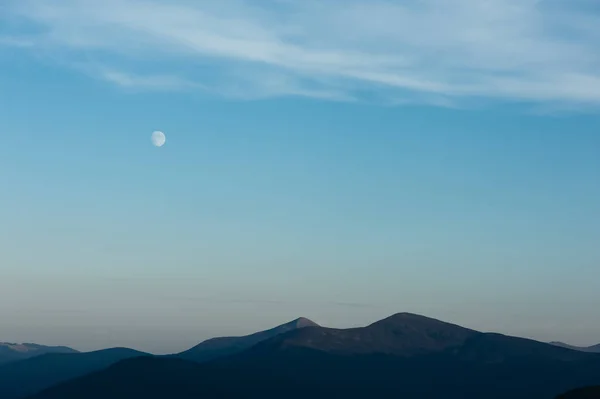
[0, 343, 77, 365]
[1, 313, 599, 399]
[176, 316, 319, 362]
[0, 347, 147, 399]
[0, 318, 318, 399]
[550, 341, 600, 353]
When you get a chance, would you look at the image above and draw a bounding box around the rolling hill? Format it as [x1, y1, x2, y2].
[0, 343, 77, 365]
[0, 347, 147, 399]
[176, 317, 319, 362]
[551, 342, 600, 353]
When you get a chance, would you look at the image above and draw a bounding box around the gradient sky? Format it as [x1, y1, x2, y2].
[1, 0, 600, 354]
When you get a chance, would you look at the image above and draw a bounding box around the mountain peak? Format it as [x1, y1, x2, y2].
[368, 312, 477, 332]
[286, 317, 319, 329]
[244, 312, 480, 357]
[373, 312, 432, 323]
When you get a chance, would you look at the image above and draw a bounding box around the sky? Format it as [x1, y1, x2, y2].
[0, 0, 599, 354]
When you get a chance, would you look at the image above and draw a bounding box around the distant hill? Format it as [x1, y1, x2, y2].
[556, 386, 600, 398]
[27, 313, 600, 399]
[550, 341, 600, 353]
[2, 317, 319, 398]
[0, 342, 77, 365]
[246, 312, 479, 356]
[176, 317, 319, 362]
[239, 313, 588, 362]
[0, 347, 147, 399]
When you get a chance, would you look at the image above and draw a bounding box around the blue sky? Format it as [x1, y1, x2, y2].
[1, 0, 600, 354]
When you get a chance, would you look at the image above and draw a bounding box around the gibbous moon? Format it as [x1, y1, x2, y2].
[151, 131, 166, 147]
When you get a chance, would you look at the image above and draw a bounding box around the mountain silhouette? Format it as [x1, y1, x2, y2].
[25, 313, 600, 399]
[550, 341, 600, 353]
[0, 347, 147, 399]
[237, 313, 585, 361]
[176, 317, 319, 362]
[250, 312, 478, 355]
[0, 342, 77, 365]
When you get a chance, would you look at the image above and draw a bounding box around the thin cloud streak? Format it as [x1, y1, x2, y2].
[2, 0, 600, 107]
[156, 295, 381, 309]
[99, 70, 202, 91]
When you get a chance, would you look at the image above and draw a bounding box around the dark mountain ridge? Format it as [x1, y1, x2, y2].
[240, 312, 478, 356]
[237, 313, 589, 362]
[0, 347, 147, 399]
[551, 341, 600, 353]
[27, 312, 600, 399]
[176, 317, 319, 362]
[29, 347, 600, 399]
[0, 317, 319, 399]
[0, 342, 78, 365]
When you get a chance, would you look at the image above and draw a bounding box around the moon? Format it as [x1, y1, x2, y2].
[151, 131, 166, 147]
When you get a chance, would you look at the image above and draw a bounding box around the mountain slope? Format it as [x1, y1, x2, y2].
[28, 313, 600, 399]
[176, 317, 318, 362]
[28, 356, 319, 399]
[0, 343, 78, 365]
[234, 313, 590, 363]
[454, 333, 592, 363]
[28, 340, 600, 399]
[240, 312, 489, 356]
[551, 341, 600, 353]
[0, 347, 147, 399]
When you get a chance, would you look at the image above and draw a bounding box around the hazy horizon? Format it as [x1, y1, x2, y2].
[1, 0, 599, 354]
[2, 309, 599, 355]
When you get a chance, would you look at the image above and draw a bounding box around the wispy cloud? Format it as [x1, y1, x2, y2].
[2, 0, 600, 107]
[85, 69, 198, 91]
[147, 294, 380, 309]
